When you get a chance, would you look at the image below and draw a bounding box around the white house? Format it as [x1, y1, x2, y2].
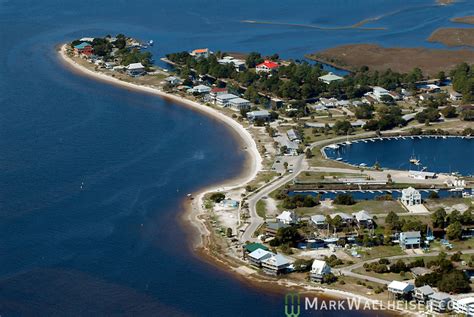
[192, 85, 212, 94]
[255, 60, 279, 73]
[261, 254, 291, 275]
[414, 285, 434, 303]
[229, 97, 251, 111]
[247, 110, 270, 122]
[352, 210, 373, 227]
[216, 93, 239, 106]
[165, 76, 181, 85]
[373, 86, 390, 101]
[318, 72, 344, 84]
[409, 170, 436, 180]
[454, 297, 474, 316]
[247, 249, 274, 267]
[401, 187, 422, 206]
[276, 210, 298, 225]
[310, 260, 331, 282]
[399, 231, 421, 249]
[428, 292, 451, 313]
[126, 63, 146, 76]
[287, 129, 300, 142]
[218, 56, 246, 72]
[310, 215, 327, 227]
[388, 281, 415, 299]
[330, 212, 352, 223]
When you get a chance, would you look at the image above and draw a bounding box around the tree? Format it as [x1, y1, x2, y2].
[209, 192, 226, 203]
[226, 227, 233, 238]
[431, 208, 447, 229]
[305, 148, 313, 159]
[428, 191, 440, 199]
[441, 105, 457, 118]
[275, 227, 302, 247]
[438, 270, 471, 293]
[333, 194, 356, 205]
[390, 260, 407, 273]
[333, 120, 353, 136]
[322, 272, 337, 284]
[385, 211, 401, 231]
[446, 221, 462, 240]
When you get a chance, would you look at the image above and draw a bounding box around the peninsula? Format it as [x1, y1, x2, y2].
[61, 35, 474, 316]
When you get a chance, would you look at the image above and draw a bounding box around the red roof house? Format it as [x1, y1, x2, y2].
[256, 60, 279, 73]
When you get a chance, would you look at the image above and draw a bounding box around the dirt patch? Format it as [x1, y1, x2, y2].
[452, 16, 474, 25]
[428, 28, 474, 47]
[306, 44, 474, 76]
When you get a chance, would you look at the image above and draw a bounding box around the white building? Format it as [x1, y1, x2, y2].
[261, 254, 291, 275]
[409, 170, 436, 180]
[352, 210, 373, 227]
[450, 91, 463, 101]
[388, 281, 414, 299]
[428, 292, 451, 313]
[229, 97, 251, 111]
[165, 76, 181, 85]
[399, 231, 421, 249]
[247, 249, 273, 267]
[192, 85, 212, 94]
[276, 210, 298, 225]
[255, 60, 279, 73]
[216, 93, 239, 106]
[247, 110, 270, 121]
[318, 72, 344, 84]
[373, 86, 390, 101]
[310, 215, 327, 227]
[126, 63, 145, 76]
[454, 297, 474, 316]
[310, 260, 331, 282]
[401, 187, 422, 206]
[287, 129, 300, 142]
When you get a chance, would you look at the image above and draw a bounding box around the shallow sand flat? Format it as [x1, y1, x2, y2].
[428, 27, 474, 47]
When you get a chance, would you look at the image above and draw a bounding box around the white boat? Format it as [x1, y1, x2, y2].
[336, 157, 343, 161]
[359, 163, 367, 167]
[327, 144, 339, 150]
[149, 40, 154, 46]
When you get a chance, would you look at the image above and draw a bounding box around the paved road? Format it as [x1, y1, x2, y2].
[240, 155, 306, 242]
[334, 249, 474, 285]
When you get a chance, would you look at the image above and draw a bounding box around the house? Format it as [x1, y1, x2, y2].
[409, 170, 436, 180]
[330, 212, 352, 224]
[74, 42, 94, 56]
[192, 85, 211, 94]
[209, 87, 228, 100]
[399, 231, 421, 249]
[310, 215, 327, 227]
[126, 63, 146, 76]
[261, 254, 291, 275]
[428, 292, 451, 313]
[373, 86, 390, 102]
[413, 285, 434, 303]
[247, 110, 271, 122]
[274, 135, 299, 156]
[286, 129, 300, 142]
[387, 281, 414, 299]
[402, 113, 416, 123]
[318, 97, 338, 108]
[244, 242, 269, 255]
[216, 93, 239, 106]
[219, 198, 239, 209]
[217, 56, 246, 72]
[191, 48, 209, 59]
[165, 76, 181, 85]
[265, 222, 289, 237]
[454, 297, 474, 316]
[276, 211, 298, 225]
[247, 249, 274, 267]
[350, 120, 366, 128]
[318, 72, 344, 84]
[352, 210, 373, 227]
[229, 97, 251, 111]
[255, 60, 279, 73]
[79, 37, 95, 42]
[450, 91, 463, 101]
[310, 260, 331, 282]
[401, 187, 422, 206]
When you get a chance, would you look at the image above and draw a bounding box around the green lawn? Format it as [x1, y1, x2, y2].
[351, 245, 405, 261]
[256, 200, 267, 219]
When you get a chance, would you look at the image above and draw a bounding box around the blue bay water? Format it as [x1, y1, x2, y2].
[0, 0, 473, 315]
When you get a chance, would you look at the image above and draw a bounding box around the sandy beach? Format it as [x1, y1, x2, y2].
[58, 45, 416, 315]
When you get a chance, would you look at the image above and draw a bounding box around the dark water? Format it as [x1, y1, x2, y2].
[324, 137, 474, 175]
[1, 0, 473, 316]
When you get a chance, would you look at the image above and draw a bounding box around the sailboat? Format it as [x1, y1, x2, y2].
[409, 151, 420, 165]
[344, 132, 352, 145]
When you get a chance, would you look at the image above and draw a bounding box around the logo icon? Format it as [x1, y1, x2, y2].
[284, 293, 301, 317]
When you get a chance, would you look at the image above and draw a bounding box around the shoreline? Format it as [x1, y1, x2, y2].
[57, 44, 416, 315]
